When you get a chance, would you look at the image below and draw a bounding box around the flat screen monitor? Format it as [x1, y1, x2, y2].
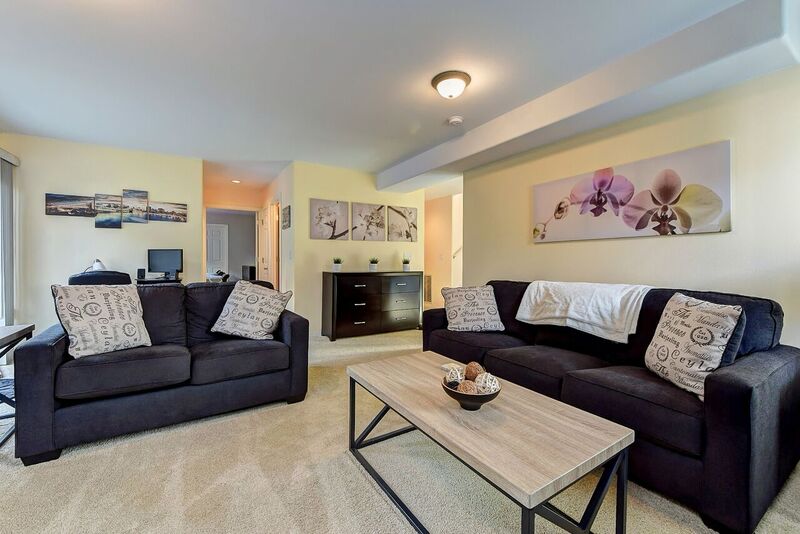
[148, 249, 183, 275]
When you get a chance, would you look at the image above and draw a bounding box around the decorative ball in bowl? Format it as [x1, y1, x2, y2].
[441, 362, 501, 411]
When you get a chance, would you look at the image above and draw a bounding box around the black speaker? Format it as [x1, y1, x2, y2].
[242, 265, 256, 281]
[137, 268, 145, 280]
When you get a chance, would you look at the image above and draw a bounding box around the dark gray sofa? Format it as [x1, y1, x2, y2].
[423, 280, 800, 534]
[14, 281, 308, 466]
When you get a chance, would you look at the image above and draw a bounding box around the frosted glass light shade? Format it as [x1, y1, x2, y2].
[431, 71, 471, 99]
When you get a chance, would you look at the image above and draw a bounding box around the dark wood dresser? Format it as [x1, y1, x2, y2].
[322, 271, 423, 341]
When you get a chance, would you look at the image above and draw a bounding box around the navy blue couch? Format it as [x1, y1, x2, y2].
[14, 281, 308, 466]
[423, 280, 799, 534]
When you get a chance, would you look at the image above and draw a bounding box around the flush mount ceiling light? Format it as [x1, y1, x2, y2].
[231, 180, 241, 184]
[431, 70, 471, 99]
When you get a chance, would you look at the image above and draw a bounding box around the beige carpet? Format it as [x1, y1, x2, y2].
[1, 331, 798, 533]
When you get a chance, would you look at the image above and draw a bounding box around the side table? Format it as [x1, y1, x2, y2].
[0, 324, 35, 447]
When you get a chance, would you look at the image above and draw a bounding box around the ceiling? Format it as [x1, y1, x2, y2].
[0, 0, 743, 185]
[202, 160, 289, 188]
[378, 0, 799, 190]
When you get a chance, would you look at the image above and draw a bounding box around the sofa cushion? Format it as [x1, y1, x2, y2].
[185, 281, 274, 347]
[487, 281, 537, 344]
[190, 339, 290, 385]
[55, 345, 190, 400]
[484, 345, 610, 399]
[211, 281, 293, 340]
[428, 329, 527, 365]
[52, 284, 152, 358]
[535, 288, 782, 366]
[442, 286, 505, 332]
[138, 283, 186, 345]
[645, 293, 745, 400]
[640, 289, 780, 357]
[562, 366, 704, 457]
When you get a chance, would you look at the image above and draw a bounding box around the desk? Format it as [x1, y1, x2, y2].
[136, 278, 182, 285]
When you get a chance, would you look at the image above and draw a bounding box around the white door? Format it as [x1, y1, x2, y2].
[206, 224, 229, 274]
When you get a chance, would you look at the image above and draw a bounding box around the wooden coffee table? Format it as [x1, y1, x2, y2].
[347, 351, 635, 533]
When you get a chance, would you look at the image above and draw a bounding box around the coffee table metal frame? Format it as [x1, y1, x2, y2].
[349, 377, 629, 534]
[0, 326, 34, 448]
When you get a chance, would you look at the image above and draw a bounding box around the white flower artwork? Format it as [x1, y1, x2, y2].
[351, 203, 385, 241]
[310, 199, 350, 240]
[387, 206, 417, 242]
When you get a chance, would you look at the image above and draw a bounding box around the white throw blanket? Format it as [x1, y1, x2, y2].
[515, 281, 652, 343]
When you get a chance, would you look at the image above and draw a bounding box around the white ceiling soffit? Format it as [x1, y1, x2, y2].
[425, 175, 463, 201]
[378, 0, 800, 192]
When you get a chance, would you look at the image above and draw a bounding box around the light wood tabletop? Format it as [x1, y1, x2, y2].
[347, 351, 635, 510]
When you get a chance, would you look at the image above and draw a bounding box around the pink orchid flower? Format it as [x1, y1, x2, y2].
[569, 168, 634, 217]
[622, 169, 722, 235]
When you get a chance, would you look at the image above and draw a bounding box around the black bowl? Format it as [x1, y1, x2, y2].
[441, 378, 501, 411]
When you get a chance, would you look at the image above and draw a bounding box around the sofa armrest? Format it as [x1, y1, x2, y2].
[13, 324, 70, 459]
[275, 310, 309, 402]
[422, 308, 447, 351]
[701, 344, 800, 533]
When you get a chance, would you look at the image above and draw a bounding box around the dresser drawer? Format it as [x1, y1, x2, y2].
[336, 312, 381, 337]
[337, 276, 381, 297]
[339, 294, 381, 318]
[381, 275, 420, 294]
[381, 292, 420, 312]
[381, 310, 419, 332]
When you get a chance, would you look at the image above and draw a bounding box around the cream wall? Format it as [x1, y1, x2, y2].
[290, 161, 424, 334]
[0, 133, 203, 331]
[463, 66, 800, 346]
[425, 196, 453, 308]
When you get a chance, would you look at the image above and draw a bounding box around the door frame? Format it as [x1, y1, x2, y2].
[203, 205, 259, 280]
[271, 201, 281, 290]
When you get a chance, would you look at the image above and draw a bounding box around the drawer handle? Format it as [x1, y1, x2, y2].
[395, 317, 407, 321]
[354, 303, 366, 306]
[396, 299, 406, 303]
[354, 284, 367, 288]
[396, 283, 408, 286]
[354, 321, 366, 325]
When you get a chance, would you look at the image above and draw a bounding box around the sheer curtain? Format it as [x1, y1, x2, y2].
[0, 149, 18, 326]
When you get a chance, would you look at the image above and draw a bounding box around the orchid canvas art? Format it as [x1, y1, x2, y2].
[532, 141, 731, 243]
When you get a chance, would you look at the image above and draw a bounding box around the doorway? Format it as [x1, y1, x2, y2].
[205, 208, 257, 281]
[206, 223, 229, 274]
[423, 187, 463, 308]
